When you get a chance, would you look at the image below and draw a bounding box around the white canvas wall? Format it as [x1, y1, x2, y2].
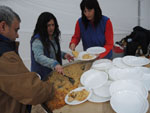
[141, 0, 150, 29]
[0, 0, 150, 69]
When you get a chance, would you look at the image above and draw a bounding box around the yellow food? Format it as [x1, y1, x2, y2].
[72, 51, 79, 58]
[67, 89, 89, 102]
[82, 54, 93, 59]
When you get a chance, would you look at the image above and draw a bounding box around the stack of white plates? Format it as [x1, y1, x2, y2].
[112, 56, 150, 68]
[110, 90, 149, 113]
[88, 92, 111, 103]
[109, 80, 149, 113]
[80, 69, 112, 103]
[138, 66, 150, 91]
[91, 59, 113, 72]
[109, 80, 148, 98]
[108, 67, 143, 81]
[94, 80, 112, 98]
[122, 55, 150, 67]
[88, 80, 112, 103]
[112, 57, 132, 68]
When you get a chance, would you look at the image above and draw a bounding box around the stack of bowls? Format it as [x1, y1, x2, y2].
[109, 80, 149, 113]
[80, 68, 112, 103]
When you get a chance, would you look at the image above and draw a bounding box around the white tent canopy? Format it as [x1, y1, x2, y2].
[1, 0, 150, 68]
[1, 0, 150, 33]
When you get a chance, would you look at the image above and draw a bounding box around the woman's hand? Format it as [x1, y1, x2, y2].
[54, 64, 64, 74]
[64, 53, 74, 62]
[70, 43, 76, 51]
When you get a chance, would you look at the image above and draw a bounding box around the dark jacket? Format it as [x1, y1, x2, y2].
[30, 34, 62, 80]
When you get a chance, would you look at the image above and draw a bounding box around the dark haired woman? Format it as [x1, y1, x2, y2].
[31, 12, 73, 80]
[69, 0, 114, 59]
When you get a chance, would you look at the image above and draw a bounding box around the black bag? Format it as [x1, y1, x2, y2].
[125, 41, 139, 55]
[124, 26, 150, 56]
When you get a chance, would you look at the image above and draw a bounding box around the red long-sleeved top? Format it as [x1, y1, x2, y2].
[70, 19, 114, 59]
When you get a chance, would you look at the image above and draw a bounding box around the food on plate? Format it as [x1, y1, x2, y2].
[82, 54, 93, 59]
[72, 51, 79, 58]
[67, 89, 89, 102]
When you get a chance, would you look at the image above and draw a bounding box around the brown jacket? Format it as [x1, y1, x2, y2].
[0, 51, 53, 113]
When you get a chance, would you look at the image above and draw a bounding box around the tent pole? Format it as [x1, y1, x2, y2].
[138, 0, 141, 26]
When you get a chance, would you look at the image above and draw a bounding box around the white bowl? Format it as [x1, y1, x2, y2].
[110, 90, 148, 113]
[94, 80, 112, 97]
[80, 69, 108, 89]
[112, 57, 132, 68]
[109, 79, 148, 99]
[122, 55, 150, 67]
[92, 59, 113, 72]
[88, 92, 110, 103]
[142, 73, 150, 91]
[108, 67, 143, 81]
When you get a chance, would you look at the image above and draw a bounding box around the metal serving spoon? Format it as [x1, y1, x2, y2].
[63, 74, 75, 85]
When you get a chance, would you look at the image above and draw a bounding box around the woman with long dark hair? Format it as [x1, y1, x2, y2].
[31, 12, 73, 80]
[69, 0, 114, 59]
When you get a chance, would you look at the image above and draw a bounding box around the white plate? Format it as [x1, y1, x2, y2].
[112, 57, 132, 68]
[88, 92, 110, 103]
[65, 87, 92, 105]
[86, 47, 106, 54]
[134, 67, 150, 91]
[143, 100, 149, 113]
[141, 73, 150, 91]
[110, 90, 147, 113]
[80, 69, 108, 89]
[135, 66, 150, 74]
[94, 81, 112, 97]
[109, 79, 148, 99]
[108, 67, 143, 81]
[92, 59, 112, 65]
[77, 51, 97, 61]
[92, 59, 113, 71]
[122, 55, 150, 67]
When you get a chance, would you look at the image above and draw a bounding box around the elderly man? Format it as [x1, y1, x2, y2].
[0, 6, 53, 113]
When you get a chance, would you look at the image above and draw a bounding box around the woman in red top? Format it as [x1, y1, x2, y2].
[69, 0, 114, 59]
